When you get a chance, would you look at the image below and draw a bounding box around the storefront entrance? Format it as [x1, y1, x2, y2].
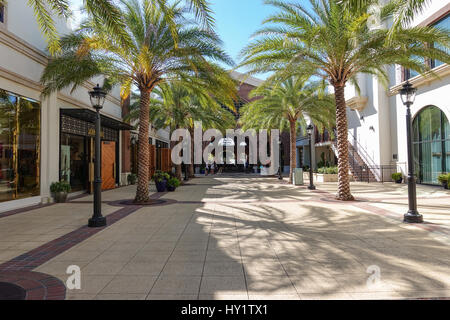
[60, 109, 132, 193]
[101, 141, 116, 190]
[413, 106, 450, 185]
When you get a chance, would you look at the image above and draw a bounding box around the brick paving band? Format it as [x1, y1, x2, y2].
[0, 192, 168, 300]
[0, 182, 448, 300]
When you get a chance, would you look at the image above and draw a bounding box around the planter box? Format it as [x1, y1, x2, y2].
[315, 173, 339, 183]
[303, 173, 355, 183]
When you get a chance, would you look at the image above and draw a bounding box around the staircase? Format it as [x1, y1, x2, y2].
[331, 138, 379, 183]
[347, 143, 378, 182]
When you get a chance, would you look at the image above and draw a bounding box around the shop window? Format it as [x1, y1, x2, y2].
[413, 106, 450, 185]
[0, 5, 4, 24]
[431, 13, 450, 68]
[403, 13, 449, 80]
[0, 90, 41, 203]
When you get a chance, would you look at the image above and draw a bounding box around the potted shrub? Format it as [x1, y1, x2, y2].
[438, 174, 449, 189]
[315, 166, 339, 182]
[392, 172, 403, 184]
[152, 171, 170, 192]
[127, 173, 137, 185]
[50, 181, 71, 203]
[167, 177, 181, 192]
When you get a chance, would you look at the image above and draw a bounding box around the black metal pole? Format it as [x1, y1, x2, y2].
[404, 102, 423, 223]
[88, 107, 106, 228]
[184, 162, 188, 181]
[308, 134, 316, 190]
[278, 142, 283, 180]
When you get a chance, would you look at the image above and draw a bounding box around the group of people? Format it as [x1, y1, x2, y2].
[205, 162, 222, 176]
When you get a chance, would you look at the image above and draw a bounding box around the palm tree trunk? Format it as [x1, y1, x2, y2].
[176, 164, 182, 181]
[188, 127, 195, 178]
[135, 90, 151, 203]
[289, 120, 297, 184]
[334, 84, 354, 201]
[171, 125, 183, 181]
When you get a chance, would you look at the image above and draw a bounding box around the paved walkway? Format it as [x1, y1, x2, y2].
[0, 176, 449, 300]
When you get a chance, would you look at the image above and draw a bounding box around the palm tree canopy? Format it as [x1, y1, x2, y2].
[6, 0, 214, 55]
[145, 81, 236, 133]
[340, 0, 432, 37]
[240, 0, 450, 87]
[239, 76, 335, 135]
[41, 0, 234, 98]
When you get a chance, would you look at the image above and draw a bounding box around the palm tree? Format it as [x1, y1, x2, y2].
[341, 0, 431, 37]
[0, 0, 213, 55]
[41, 0, 233, 203]
[147, 81, 236, 180]
[240, 0, 449, 200]
[240, 76, 335, 184]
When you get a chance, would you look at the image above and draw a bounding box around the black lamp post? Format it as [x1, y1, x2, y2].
[306, 124, 316, 190]
[88, 84, 107, 228]
[399, 81, 423, 223]
[184, 162, 189, 181]
[278, 139, 283, 180]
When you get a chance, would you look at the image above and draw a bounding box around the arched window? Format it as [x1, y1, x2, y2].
[412, 106, 450, 184]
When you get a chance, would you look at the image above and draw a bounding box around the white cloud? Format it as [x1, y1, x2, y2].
[68, 0, 85, 30]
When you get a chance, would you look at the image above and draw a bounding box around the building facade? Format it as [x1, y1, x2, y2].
[0, 1, 133, 213]
[333, 1, 449, 185]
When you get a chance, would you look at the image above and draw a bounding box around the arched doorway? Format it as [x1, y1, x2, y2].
[412, 106, 450, 185]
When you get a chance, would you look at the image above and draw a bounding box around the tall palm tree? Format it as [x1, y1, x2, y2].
[41, 0, 233, 203]
[240, 76, 335, 184]
[240, 0, 449, 200]
[148, 81, 236, 180]
[0, 0, 213, 55]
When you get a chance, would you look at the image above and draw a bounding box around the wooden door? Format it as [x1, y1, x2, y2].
[161, 148, 172, 172]
[102, 141, 116, 190]
[149, 144, 156, 180]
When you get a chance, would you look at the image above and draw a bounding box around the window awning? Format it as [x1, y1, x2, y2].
[60, 108, 134, 131]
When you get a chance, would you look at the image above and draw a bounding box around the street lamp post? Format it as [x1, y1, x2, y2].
[278, 139, 283, 180]
[184, 162, 189, 181]
[306, 124, 316, 190]
[399, 81, 423, 224]
[88, 84, 107, 228]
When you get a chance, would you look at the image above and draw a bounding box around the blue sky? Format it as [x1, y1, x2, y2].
[209, 0, 275, 72]
[68, 0, 305, 79]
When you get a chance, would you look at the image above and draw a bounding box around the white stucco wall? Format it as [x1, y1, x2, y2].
[0, 1, 124, 211]
[395, 77, 450, 174]
[344, 2, 449, 182]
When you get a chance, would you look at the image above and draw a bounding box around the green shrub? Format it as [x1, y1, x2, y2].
[392, 172, 403, 181]
[437, 173, 449, 184]
[127, 173, 137, 185]
[152, 170, 170, 183]
[318, 166, 338, 174]
[167, 177, 181, 188]
[50, 181, 71, 193]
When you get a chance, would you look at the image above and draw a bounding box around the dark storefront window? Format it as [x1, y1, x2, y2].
[60, 114, 119, 192]
[413, 106, 450, 184]
[0, 90, 40, 203]
[60, 133, 88, 192]
[0, 5, 5, 24]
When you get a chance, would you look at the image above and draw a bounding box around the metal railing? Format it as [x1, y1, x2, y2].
[353, 164, 407, 183]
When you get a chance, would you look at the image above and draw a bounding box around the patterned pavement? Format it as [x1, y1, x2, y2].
[0, 176, 449, 300]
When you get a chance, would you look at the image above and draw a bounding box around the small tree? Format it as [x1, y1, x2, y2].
[240, 76, 335, 184]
